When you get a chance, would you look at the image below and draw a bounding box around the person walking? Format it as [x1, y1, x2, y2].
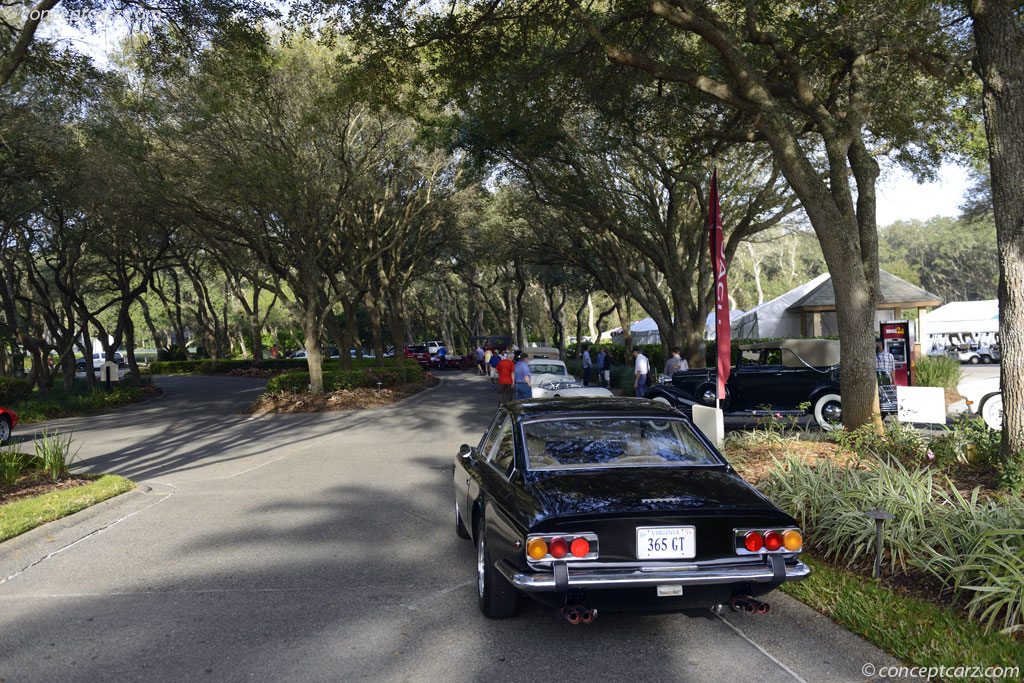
[633, 348, 650, 398]
[513, 352, 532, 400]
[475, 345, 485, 375]
[437, 343, 447, 371]
[497, 352, 516, 403]
[663, 347, 688, 377]
[602, 348, 612, 389]
[489, 350, 501, 388]
[595, 346, 606, 387]
[581, 343, 593, 386]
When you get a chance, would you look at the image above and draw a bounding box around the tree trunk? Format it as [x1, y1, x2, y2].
[388, 285, 408, 368]
[971, 0, 1024, 462]
[80, 321, 96, 391]
[365, 291, 385, 360]
[574, 297, 587, 359]
[339, 297, 359, 371]
[302, 315, 325, 394]
[324, 305, 347, 366]
[514, 260, 527, 348]
[125, 311, 141, 385]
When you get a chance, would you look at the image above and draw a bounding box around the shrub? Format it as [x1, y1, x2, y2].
[264, 365, 425, 394]
[916, 355, 963, 389]
[0, 446, 27, 486]
[0, 377, 32, 403]
[34, 429, 81, 481]
[766, 453, 1024, 634]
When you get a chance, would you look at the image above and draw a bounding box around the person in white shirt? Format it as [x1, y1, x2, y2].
[633, 349, 650, 397]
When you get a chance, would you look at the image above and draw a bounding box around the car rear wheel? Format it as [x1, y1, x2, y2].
[981, 394, 1003, 431]
[969, 355, 981, 364]
[981, 355, 993, 364]
[813, 393, 843, 431]
[455, 498, 470, 539]
[476, 517, 519, 619]
[0, 416, 10, 445]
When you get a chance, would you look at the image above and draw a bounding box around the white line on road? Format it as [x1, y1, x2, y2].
[1, 483, 177, 586]
[715, 612, 810, 683]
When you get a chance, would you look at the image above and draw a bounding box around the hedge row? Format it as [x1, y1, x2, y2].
[151, 357, 415, 375]
[266, 364, 425, 393]
[0, 377, 32, 403]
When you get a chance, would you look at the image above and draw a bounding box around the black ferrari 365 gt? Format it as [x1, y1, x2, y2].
[453, 398, 809, 622]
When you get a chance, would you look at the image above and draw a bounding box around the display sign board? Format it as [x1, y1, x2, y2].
[100, 361, 120, 383]
[897, 386, 945, 424]
[691, 404, 725, 450]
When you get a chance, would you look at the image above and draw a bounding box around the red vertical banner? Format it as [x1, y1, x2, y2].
[708, 170, 731, 401]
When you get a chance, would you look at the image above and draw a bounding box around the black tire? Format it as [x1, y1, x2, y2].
[813, 393, 843, 431]
[455, 498, 470, 539]
[969, 355, 981, 364]
[0, 416, 10, 446]
[981, 355, 993, 364]
[476, 516, 519, 619]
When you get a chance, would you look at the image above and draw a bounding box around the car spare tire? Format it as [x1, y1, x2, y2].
[813, 393, 843, 431]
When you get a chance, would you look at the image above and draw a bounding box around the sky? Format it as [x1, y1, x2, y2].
[40, 12, 975, 228]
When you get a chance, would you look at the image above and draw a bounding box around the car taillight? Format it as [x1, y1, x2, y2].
[764, 531, 784, 551]
[744, 531, 764, 552]
[525, 533, 598, 561]
[526, 538, 548, 560]
[783, 530, 803, 551]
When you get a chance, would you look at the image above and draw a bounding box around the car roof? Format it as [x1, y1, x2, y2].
[507, 397, 682, 421]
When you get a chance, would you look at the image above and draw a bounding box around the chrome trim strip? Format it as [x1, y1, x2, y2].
[496, 560, 811, 592]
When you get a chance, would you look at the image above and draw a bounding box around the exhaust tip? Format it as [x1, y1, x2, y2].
[580, 609, 596, 624]
[757, 602, 770, 615]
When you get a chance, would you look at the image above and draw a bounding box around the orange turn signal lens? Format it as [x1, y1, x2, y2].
[527, 538, 548, 560]
[783, 530, 803, 551]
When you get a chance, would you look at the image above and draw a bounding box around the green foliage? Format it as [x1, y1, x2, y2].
[0, 377, 32, 403]
[9, 383, 144, 423]
[781, 557, 1024, 675]
[0, 446, 27, 486]
[915, 355, 963, 389]
[265, 365, 425, 394]
[34, 429, 82, 481]
[0, 475, 137, 543]
[157, 345, 189, 361]
[767, 454, 1024, 634]
[832, 422, 928, 468]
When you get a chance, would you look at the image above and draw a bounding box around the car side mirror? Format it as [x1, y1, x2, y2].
[458, 444, 473, 458]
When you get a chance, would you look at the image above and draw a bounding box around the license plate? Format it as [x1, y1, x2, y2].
[636, 526, 696, 559]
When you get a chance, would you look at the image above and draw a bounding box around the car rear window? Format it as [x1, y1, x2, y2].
[406, 345, 427, 353]
[529, 363, 566, 375]
[522, 418, 721, 470]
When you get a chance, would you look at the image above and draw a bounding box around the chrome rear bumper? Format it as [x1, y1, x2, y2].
[496, 559, 810, 592]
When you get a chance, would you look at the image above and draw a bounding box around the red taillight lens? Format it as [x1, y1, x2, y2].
[570, 537, 590, 558]
[549, 537, 568, 559]
[744, 531, 764, 552]
[764, 531, 784, 551]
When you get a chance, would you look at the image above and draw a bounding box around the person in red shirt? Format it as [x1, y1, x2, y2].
[496, 352, 516, 405]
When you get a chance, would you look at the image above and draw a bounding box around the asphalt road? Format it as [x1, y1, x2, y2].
[1, 374, 906, 682]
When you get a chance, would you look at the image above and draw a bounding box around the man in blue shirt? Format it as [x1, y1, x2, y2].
[437, 344, 447, 370]
[595, 346, 607, 388]
[581, 343, 592, 386]
[513, 352, 532, 399]
[475, 345, 485, 374]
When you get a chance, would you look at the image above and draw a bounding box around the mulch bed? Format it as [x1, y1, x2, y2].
[0, 474, 97, 506]
[244, 375, 440, 415]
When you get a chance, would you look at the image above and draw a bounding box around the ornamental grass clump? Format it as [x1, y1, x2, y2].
[34, 429, 82, 481]
[915, 354, 963, 389]
[765, 452, 1024, 634]
[1, 446, 27, 486]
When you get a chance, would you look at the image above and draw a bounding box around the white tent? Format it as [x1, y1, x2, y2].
[727, 273, 831, 339]
[920, 300, 999, 353]
[609, 317, 662, 345]
[704, 309, 749, 339]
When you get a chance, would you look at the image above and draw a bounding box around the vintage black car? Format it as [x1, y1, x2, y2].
[645, 339, 897, 431]
[453, 398, 809, 621]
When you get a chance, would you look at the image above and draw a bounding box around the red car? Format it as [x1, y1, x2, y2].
[405, 344, 431, 368]
[0, 406, 18, 446]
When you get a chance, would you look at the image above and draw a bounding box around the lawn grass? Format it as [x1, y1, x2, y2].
[782, 556, 1024, 681]
[0, 475, 136, 542]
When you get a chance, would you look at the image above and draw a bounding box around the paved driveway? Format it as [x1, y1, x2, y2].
[1, 374, 904, 682]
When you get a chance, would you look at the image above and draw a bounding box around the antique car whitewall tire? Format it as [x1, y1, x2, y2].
[813, 393, 843, 431]
[981, 394, 1003, 431]
[476, 516, 519, 619]
[0, 416, 10, 446]
[455, 498, 470, 539]
[652, 396, 672, 407]
[969, 355, 981, 364]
